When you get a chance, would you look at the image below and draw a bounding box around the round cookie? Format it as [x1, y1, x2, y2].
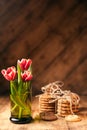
[65, 114, 82, 122]
[39, 101, 55, 105]
[40, 105, 55, 109]
[58, 106, 79, 112]
[58, 105, 79, 110]
[40, 106, 55, 109]
[40, 108, 55, 111]
[40, 99, 54, 102]
[58, 99, 70, 104]
[39, 94, 54, 100]
[58, 113, 69, 117]
[58, 109, 78, 115]
[58, 103, 79, 107]
[40, 112, 58, 121]
[40, 110, 55, 113]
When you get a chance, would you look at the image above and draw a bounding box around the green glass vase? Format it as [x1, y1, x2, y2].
[10, 81, 32, 124]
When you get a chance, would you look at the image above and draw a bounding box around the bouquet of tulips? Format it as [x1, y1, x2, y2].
[1, 58, 33, 119]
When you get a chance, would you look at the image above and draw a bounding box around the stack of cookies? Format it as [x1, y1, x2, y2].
[38, 81, 80, 119]
[39, 93, 57, 114]
[57, 92, 80, 117]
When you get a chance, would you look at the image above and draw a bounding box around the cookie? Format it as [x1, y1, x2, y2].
[58, 99, 70, 104]
[58, 106, 79, 111]
[58, 113, 69, 117]
[57, 110, 79, 117]
[39, 93, 56, 100]
[58, 109, 78, 114]
[57, 105, 79, 111]
[40, 99, 54, 102]
[40, 112, 58, 121]
[40, 105, 55, 109]
[40, 109, 55, 111]
[58, 102, 79, 107]
[39, 103, 55, 107]
[40, 110, 55, 113]
[65, 114, 82, 122]
[40, 101, 55, 106]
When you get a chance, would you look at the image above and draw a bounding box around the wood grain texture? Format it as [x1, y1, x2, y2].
[0, 96, 87, 130]
[0, 0, 87, 95]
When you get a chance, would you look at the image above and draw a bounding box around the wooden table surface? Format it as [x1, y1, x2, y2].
[0, 95, 87, 130]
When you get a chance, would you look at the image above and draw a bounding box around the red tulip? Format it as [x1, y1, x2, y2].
[1, 66, 16, 81]
[21, 71, 33, 82]
[18, 58, 32, 71]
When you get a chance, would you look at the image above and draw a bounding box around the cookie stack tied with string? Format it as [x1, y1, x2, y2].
[39, 81, 64, 114]
[48, 82, 80, 117]
[57, 91, 80, 117]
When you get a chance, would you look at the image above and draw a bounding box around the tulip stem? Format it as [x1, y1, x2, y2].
[18, 108, 23, 119]
[17, 63, 21, 84]
[11, 104, 17, 112]
[17, 63, 23, 118]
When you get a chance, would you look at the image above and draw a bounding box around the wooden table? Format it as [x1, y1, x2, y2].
[0, 96, 87, 130]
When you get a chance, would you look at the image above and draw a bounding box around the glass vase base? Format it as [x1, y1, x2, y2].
[10, 116, 32, 124]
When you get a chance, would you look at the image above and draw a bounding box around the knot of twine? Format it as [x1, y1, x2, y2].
[41, 81, 64, 96]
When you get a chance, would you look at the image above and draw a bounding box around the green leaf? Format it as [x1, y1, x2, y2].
[10, 81, 18, 95]
[11, 104, 18, 112]
[10, 94, 29, 111]
[22, 91, 29, 102]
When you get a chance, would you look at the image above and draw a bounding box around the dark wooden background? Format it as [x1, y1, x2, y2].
[0, 0, 87, 96]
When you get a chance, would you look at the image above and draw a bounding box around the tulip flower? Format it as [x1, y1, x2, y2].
[18, 58, 32, 71]
[21, 71, 33, 82]
[1, 66, 16, 81]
